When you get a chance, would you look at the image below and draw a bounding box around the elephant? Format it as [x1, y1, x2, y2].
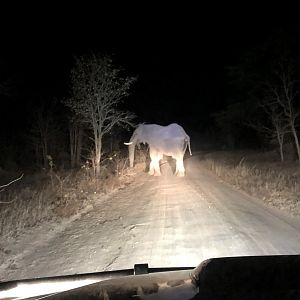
[124, 123, 192, 177]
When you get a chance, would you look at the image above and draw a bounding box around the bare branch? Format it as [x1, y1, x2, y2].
[0, 173, 24, 194]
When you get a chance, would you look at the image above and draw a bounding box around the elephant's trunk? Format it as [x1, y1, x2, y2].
[128, 142, 136, 168]
[125, 130, 138, 168]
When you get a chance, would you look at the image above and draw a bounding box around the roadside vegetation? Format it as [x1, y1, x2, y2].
[0, 52, 141, 247]
[201, 150, 300, 216]
[204, 33, 300, 216]
[0, 153, 136, 240]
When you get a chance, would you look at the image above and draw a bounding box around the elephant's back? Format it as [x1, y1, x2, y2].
[164, 123, 188, 138]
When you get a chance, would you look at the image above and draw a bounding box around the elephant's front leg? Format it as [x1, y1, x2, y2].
[149, 149, 162, 176]
[148, 160, 155, 175]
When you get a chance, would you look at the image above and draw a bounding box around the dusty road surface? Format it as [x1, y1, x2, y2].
[2, 155, 300, 282]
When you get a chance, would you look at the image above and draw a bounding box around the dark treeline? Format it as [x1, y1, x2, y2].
[209, 25, 300, 161]
[1, 24, 300, 172]
[0, 54, 134, 172]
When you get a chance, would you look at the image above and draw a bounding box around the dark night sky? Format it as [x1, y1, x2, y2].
[1, 4, 299, 135]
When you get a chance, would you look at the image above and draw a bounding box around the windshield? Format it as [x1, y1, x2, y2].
[1, 7, 300, 295]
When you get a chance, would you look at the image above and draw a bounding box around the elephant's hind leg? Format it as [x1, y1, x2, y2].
[175, 159, 185, 177]
[153, 160, 162, 176]
[148, 159, 161, 176]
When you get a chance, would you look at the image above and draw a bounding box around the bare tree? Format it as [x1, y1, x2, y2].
[251, 61, 300, 161]
[30, 107, 52, 168]
[249, 100, 289, 162]
[30, 100, 60, 168]
[270, 110, 289, 162]
[269, 62, 300, 161]
[69, 118, 84, 168]
[64, 53, 136, 177]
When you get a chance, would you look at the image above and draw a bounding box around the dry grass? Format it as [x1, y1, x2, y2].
[201, 151, 300, 215]
[0, 171, 91, 239]
[0, 147, 153, 241]
[0, 159, 136, 241]
[0, 184, 56, 237]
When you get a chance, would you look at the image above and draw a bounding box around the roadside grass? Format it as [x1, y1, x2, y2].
[0, 154, 139, 242]
[201, 151, 300, 215]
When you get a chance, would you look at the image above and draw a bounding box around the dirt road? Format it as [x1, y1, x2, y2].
[2, 156, 300, 281]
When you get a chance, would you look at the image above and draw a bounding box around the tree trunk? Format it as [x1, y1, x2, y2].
[69, 123, 83, 168]
[291, 125, 300, 161]
[276, 130, 284, 162]
[75, 126, 83, 167]
[69, 125, 76, 168]
[95, 139, 102, 177]
[42, 138, 48, 169]
[279, 143, 284, 162]
[34, 143, 40, 166]
[279, 140, 284, 162]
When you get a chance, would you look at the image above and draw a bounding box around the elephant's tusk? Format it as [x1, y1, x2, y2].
[124, 142, 133, 145]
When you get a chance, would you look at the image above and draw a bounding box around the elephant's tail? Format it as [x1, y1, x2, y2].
[184, 135, 192, 156]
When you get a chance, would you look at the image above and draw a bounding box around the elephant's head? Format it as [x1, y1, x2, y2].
[124, 124, 146, 168]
